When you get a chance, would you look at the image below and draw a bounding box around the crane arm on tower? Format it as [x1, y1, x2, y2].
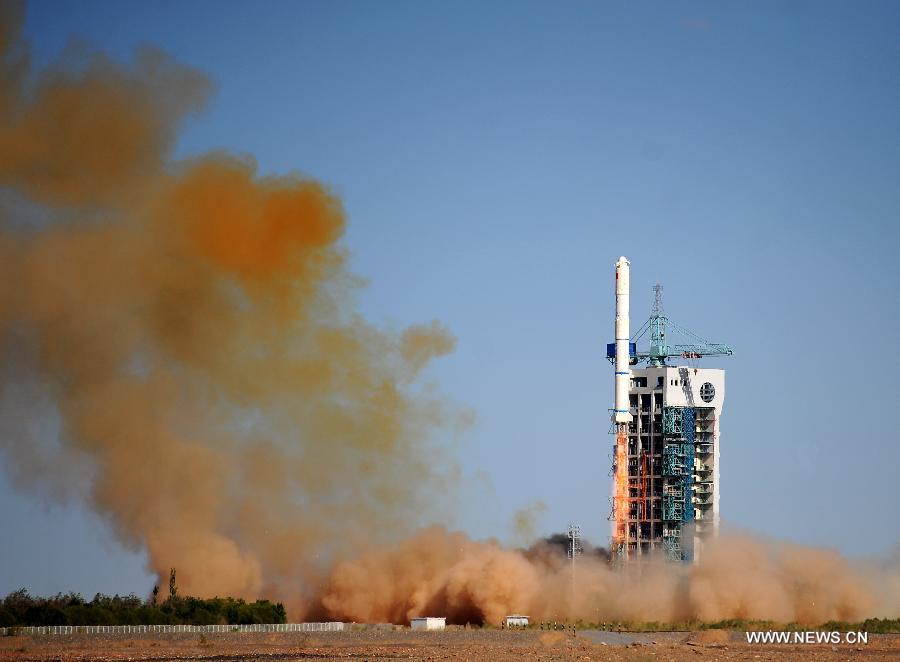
[669, 343, 733, 359]
[609, 284, 733, 366]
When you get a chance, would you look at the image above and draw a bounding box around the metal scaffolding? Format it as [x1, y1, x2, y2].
[661, 406, 697, 561]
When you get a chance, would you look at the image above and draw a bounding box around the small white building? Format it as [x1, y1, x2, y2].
[410, 617, 446, 631]
[505, 615, 529, 628]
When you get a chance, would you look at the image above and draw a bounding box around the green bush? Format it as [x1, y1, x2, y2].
[0, 590, 288, 627]
[0, 607, 17, 628]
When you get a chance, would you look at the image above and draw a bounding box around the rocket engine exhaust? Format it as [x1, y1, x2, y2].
[611, 256, 631, 558]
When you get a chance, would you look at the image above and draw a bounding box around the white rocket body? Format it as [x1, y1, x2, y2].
[613, 256, 633, 423]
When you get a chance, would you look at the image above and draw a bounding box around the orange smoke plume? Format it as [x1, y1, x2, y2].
[0, 3, 458, 613]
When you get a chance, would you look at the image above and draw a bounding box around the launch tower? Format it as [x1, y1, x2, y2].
[608, 259, 732, 562]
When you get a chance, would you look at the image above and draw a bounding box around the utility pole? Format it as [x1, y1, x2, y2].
[567, 523, 583, 572]
[567, 523, 583, 616]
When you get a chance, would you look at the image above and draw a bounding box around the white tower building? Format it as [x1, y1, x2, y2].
[609, 269, 731, 563]
[621, 365, 724, 560]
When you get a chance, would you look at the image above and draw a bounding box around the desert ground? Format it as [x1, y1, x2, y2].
[0, 628, 897, 661]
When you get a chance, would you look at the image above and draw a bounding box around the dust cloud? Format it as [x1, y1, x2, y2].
[320, 527, 896, 625]
[0, 3, 896, 626]
[0, 2, 459, 615]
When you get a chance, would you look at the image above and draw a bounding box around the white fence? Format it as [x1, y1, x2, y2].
[0, 622, 344, 636]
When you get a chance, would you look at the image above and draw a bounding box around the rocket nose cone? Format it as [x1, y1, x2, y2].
[617, 255, 629, 264]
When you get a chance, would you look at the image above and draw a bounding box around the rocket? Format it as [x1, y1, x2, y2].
[613, 256, 633, 423]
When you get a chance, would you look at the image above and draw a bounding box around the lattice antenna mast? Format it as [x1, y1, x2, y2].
[648, 283, 668, 366]
[567, 523, 583, 569]
[622, 283, 733, 365]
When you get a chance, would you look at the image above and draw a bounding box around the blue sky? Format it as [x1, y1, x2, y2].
[2, 0, 899, 597]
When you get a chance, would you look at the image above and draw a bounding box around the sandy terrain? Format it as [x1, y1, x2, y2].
[0, 628, 897, 661]
[0, 630, 900, 662]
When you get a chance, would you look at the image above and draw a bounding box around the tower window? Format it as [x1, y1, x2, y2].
[700, 382, 716, 403]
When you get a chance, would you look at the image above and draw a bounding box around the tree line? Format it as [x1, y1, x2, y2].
[0, 569, 287, 627]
